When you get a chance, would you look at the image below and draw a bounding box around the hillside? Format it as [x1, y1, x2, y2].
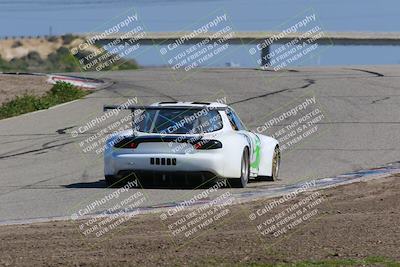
[0, 35, 139, 72]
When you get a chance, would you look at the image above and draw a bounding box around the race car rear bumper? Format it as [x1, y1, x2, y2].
[116, 170, 217, 185]
[105, 151, 230, 178]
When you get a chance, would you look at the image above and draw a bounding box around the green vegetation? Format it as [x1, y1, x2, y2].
[0, 48, 78, 72]
[0, 82, 90, 119]
[46, 36, 58, 42]
[0, 35, 139, 72]
[61, 34, 76, 45]
[74, 48, 139, 72]
[277, 256, 400, 267]
[47, 47, 81, 72]
[217, 256, 400, 267]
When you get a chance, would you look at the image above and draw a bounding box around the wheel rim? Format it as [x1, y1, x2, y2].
[241, 151, 249, 182]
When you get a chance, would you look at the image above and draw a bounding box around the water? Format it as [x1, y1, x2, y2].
[1, 0, 399, 67]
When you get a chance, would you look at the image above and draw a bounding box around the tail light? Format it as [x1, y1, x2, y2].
[193, 140, 222, 150]
[114, 138, 138, 149]
[128, 142, 138, 149]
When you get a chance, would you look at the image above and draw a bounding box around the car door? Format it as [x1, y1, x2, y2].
[226, 108, 261, 176]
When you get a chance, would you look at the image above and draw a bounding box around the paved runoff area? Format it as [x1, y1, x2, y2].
[0, 66, 399, 223]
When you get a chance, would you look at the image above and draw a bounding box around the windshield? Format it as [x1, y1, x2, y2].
[135, 108, 223, 134]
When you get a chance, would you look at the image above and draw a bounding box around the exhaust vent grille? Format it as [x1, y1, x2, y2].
[150, 157, 176, 165]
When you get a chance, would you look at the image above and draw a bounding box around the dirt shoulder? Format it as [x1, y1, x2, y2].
[0, 175, 399, 267]
[0, 74, 52, 105]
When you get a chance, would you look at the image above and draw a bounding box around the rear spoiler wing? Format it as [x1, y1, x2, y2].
[103, 105, 227, 112]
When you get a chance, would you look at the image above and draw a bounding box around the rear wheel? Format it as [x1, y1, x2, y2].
[229, 148, 250, 188]
[270, 146, 280, 181]
[105, 175, 117, 187]
[258, 146, 280, 181]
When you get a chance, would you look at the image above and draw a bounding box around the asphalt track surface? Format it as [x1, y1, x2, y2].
[0, 66, 399, 223]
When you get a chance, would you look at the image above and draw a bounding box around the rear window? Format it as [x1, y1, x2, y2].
[136, 108, 223, 134]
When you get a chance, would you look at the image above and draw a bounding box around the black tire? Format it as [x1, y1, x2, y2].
[271, 146, 281, 181]
[105, 175, 118, 187]
[229, 148, 250, 188]
[257, 146, 280, 181]
[259, 146, 280, 181]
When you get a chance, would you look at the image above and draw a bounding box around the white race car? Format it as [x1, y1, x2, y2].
[103, 101, 280, 188]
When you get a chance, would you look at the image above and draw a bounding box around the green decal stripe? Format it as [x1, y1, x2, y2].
[250, 138, 261, 169]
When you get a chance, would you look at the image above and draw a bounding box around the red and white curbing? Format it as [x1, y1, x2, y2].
[47, 74, 107, 89]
